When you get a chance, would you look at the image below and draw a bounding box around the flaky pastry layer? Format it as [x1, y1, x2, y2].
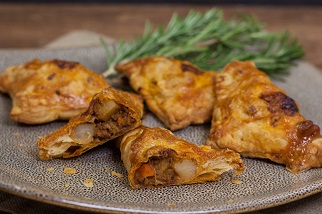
[115, 56, 216, 131]
[207, 61, 322, 173]
[0, 59, 109, 124]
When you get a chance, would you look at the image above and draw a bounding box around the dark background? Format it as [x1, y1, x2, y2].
[0, 0, 321, 5]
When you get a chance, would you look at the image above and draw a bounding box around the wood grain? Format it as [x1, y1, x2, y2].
[0, 3, 321, 70]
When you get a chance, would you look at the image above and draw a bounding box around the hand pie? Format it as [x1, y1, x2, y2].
[37, 87, 144, 160]
[0, 59, 109, 124]
[206, 61, 322, 173]
[117, 126, 244, 189]
[115, 56, 216, 131]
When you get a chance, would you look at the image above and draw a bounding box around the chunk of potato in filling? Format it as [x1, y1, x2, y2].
[52, 105, 136, 157]
[94, 99, 120, 121]
[72, 123, 96, 144]
[135, 149, 198, 186]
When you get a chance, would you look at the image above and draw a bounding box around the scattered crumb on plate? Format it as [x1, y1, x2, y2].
[64, 167, 76, 174]
[83, 179, 94, 188]
[232, 179, 242, 184]
[104, 168, 110, 172]
[227, 199, 234, 203]
[112, 171, 124, 178]
[64, 183, 70, 188]
[47, 167, 54, 172]
[167, 203, 176, 207]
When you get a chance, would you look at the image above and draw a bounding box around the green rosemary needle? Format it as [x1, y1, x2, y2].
[101, 9, 304, 78]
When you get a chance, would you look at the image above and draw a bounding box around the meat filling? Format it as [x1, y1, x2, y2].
[64, 105, 135, 155]
[135, 149, 197, 186]
[93, 107, 135, 140]
[48, 99, 138, 158]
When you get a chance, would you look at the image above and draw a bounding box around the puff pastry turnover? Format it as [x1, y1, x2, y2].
[118, 126, 244, 189]
[115, 56, 216, 131]
[206, 61, 322, 173]
[37, 87, 144, 160]
[0, 59, 109, 124]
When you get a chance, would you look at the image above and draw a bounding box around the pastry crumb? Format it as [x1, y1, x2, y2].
[227, 199, 234, 203]
[47, 167, 54, 172]
[167, 203, 176, 207]
[112, 171, 124, 178]
[232, 179, 242, 184]
[14, 132, 20, 136]
[64, 167, 76, 174]
[83, 179, 94, 188]
[104, 168, 110, 172]
[64, 183, 70, 188]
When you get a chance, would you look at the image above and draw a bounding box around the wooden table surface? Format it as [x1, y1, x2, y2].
[0, 3, 321, 71]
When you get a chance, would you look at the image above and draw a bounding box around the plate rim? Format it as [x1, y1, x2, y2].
[1, 48, 322, 213]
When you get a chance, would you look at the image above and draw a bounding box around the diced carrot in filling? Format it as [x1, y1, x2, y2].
[136, 163, 156, 178]
[135, 148, 197, 187]
[135, 156, 176, 186]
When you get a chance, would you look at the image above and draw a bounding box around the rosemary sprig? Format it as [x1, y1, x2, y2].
[101, 9, 304, 78]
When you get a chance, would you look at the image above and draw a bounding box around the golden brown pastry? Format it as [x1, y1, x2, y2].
[115, 56, 216, 131]
[206, 61, 322, 173]
[0, 59, 109, 124]
[37, 87, 144, 160]
[118, 126, 244, 189]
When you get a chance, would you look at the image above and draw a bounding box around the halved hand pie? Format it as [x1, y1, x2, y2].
[37, 87, 144, 160]
[118, 126, 244, 189]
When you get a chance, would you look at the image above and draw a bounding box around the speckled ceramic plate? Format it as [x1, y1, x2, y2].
[1, 47, 322, 214]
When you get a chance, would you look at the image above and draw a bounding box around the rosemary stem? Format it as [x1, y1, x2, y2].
[101, 9, 304, 78]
